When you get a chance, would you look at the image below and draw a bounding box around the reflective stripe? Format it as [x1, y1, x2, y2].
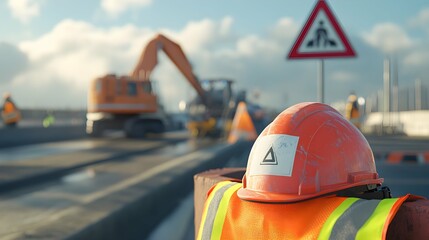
[211, 183, 241, 240]
[319, 197, 401, 240]
[329, 199, 380, 240]
[197, 182, 236, 240]
[318, 198, 359, 240]
[199, 182, 403, 240]
[356, 198, 398, 240]
[2, 111, 18, 120]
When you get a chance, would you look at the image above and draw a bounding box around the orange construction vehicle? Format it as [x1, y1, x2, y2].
[86, 34, 232, 137]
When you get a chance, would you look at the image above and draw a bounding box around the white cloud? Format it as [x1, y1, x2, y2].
[401, 45, 429, 81]
[101, 0, 152, 16]
[9, 15, 428, 111]
[270, 17, 300, 40]
[7, 0, 41, 23]
[409, 8, 429, 29]
[11, 17, 298, 110]
[171, 17, 235, 55]
[16, 19, 154, 108]
[13, 18, 241, 109]
[403, 51, 429, 66]
[363, 23, 413, 53]
[220, 16, 234, 36]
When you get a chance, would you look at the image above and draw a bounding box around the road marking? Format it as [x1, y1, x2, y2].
[80, 145, 224, 203]
[1, 143, 228, 239]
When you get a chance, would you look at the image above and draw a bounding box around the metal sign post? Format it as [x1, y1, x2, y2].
[287, 0, 356, 103]
[318, 60, 324, 103]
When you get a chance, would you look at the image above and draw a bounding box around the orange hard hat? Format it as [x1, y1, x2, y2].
[237, 102, 382, 203]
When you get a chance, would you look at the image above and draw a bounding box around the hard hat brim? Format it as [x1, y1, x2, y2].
[237, 178, 384, 203]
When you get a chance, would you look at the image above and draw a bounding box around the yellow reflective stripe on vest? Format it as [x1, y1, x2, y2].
[199, 182, 403, 240]
[319, 197, 402, 240]
[3, 112, 18, 119]
[355, 198, 398, 240]
[211, 183, 241, 240]
[318, 198, 359, 240]
[197, 181, 234, 240]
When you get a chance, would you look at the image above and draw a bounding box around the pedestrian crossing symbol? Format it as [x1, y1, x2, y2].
[287, 0, 355, 59]
[261, 147, 278, 165]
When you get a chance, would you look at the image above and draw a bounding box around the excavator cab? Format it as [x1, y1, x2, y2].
[88, 74, 158, 114]
[86, 74, 165, 137]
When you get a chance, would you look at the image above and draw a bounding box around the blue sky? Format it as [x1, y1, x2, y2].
[1, 0, 429, 111]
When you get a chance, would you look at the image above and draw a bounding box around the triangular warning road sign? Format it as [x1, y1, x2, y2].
[260, 147, 278, 165]
[288, 0, 356, 59]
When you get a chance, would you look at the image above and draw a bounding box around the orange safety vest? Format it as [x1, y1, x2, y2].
[345, 101, 360, 127]
[198, 181, 410, 240]
[1, 101, 21, 124]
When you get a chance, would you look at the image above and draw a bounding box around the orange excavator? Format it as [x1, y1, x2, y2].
[86, 34, 233, 137]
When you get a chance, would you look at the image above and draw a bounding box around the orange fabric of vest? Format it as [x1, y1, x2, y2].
[221, 192, 347, 240]
[3, 102, 15, 113]
[351, 108, 359, 119]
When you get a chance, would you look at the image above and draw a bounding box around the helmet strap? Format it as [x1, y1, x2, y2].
[336, 185, 392, 200]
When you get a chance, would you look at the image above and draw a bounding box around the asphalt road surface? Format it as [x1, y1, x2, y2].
[0, 134, 427, 239]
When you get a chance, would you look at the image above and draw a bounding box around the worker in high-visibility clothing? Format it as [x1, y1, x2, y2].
[1, 93, 21, 127]
[198, 102, 424, 240]
[345, 93, 360, 129]
[43, 110, 55, 128]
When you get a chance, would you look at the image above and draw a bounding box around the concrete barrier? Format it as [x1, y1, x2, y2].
[0, 125, 87, 148]
[0, 108, 85, 128]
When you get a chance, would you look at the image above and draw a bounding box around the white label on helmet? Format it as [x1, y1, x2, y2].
[248, 134, 299, 177]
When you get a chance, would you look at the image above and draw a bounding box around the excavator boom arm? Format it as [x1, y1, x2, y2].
[131, 34, 207, 104]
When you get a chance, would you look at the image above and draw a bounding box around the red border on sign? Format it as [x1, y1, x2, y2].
[287, 0, 356, 59]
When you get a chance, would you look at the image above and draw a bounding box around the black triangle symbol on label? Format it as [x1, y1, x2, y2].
[260, 147, 278, 165]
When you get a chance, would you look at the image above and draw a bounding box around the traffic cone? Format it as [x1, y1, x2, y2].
[228, 102, 258, 143]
